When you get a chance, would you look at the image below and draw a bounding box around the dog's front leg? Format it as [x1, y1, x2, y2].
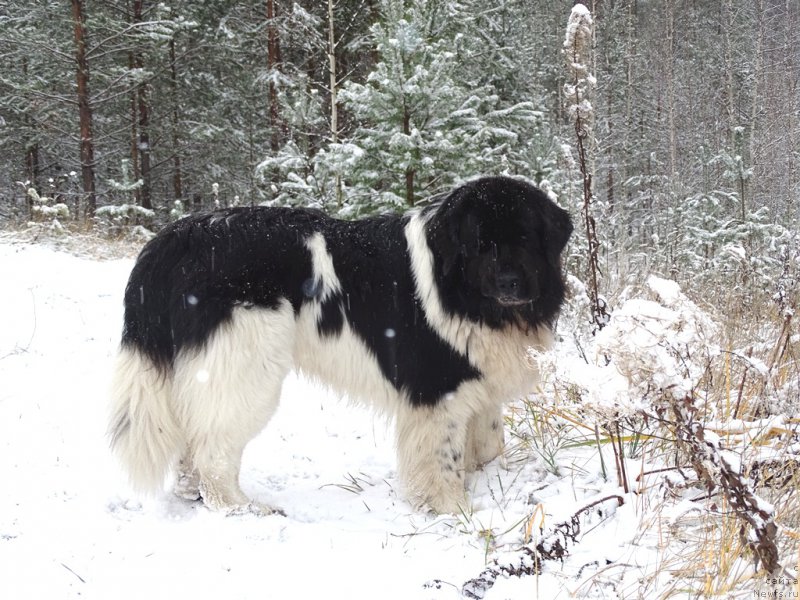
[465, 404, 506, 472]
[395, 406, 469, 514]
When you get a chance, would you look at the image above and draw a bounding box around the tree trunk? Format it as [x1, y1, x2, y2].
[133, 0, 152, 210]
[21, 59, 42, 200]
[266, 0, 282, 153]
[24, 140, 41, 219]
[745, 0, 762, 217]
[403, 104, 414, 206]
[169, 36, 184, 203]
[623, 0, 635, 212]
[666, 0, 677, 182]
[24, 142, 41, 195]
[128, 52, 142, 206]
[327, 0, 343, 207]
[71, 0, 97, 218]
[723, 0, 736, 149]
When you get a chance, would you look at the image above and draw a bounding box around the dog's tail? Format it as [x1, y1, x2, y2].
[108, 347, 183, 493]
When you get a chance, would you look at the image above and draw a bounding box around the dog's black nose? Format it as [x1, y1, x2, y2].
[496, 272, 521, 297]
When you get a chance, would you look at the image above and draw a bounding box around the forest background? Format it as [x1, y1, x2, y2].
[1, 0, 798, 306]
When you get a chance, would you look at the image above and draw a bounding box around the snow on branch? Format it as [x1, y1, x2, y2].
[563, 3, 607, 332]
[24, 185, 70, 221]
[563, 3, 595, 125]
[448, 273, 785, 595]
[663, 394, 780, 573]
[452, 494, 624, 599]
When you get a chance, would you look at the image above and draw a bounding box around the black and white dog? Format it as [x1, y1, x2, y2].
[109, 176, 572, 514]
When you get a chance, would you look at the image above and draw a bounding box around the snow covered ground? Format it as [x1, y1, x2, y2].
[1, 238, 769, 599]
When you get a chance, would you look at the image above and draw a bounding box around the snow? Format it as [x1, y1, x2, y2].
[0, 240, 780, 599]
[645, 274, 681, 304]
[563, 4, 593, 57]
[570, 3, 592, 19]
[0, 243, 530, 598]
[0, 242, 486, 599]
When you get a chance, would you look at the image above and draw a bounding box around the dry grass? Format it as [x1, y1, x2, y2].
[500, 282, 800, 598]
[0, 221, 144, 260]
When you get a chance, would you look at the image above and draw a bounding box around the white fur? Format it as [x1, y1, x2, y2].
[110, 222, 552, 515]
[294, 233, 406, 414]
[110, 303, 295, 514]
[109, 349, 181, 492]
[404, 211, 474, 352]
[170, 301, 295, 513]
[293, 309, 401, 415]
[305, 232, 342, 299]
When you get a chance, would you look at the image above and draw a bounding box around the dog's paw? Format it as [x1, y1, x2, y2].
[173, 485, 201, 502]
[221, 500, 285, 518]
[421, 490, 470, 516]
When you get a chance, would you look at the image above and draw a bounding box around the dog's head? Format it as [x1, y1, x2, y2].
[426, 177, 572, 328]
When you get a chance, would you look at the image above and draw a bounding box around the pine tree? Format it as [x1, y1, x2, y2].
[337, 0, 541, 213]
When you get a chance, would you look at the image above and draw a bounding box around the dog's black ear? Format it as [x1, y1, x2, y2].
[429, 187, 481, 276]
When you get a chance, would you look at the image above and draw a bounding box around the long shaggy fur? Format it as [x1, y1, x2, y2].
[108, 348, 181, 492]
[108, 176, 572, 514]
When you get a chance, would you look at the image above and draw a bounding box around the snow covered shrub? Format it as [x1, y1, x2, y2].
[258, 138, 364, 215]
[127, 225, 156, 243]
[595, 276, 719, 407]
[107, 159, 143, 206]
[95, 203, 155, 238]
[335, 0, 541, 212]
[169, 200, 184, 222]
[531, 274, 785, 580]
[666, 192, 788, 299]
[563, 3, 609, 333]
[18, 185, 72, 236]
[26, 186, 70, 221]
[534, 276, 718, 424]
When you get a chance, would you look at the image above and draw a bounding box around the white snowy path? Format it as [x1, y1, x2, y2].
[0, 242, 596, 600]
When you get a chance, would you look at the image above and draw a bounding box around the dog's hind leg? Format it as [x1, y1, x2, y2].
[173, 449, 201, 501]
[172, 303, 295, 515]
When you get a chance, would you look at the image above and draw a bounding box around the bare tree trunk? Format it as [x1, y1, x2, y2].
[327, 0, 343, 207]
[782, 0, 798, 211]
[128, 52, 142, 206]
[71, 0, 97, 219]
[169, 36, 184, 203]
[602, 10, 614, 215]
[24, 143, 40, 194]
[24, 140, 41, 219]
[133, 0, 152, 210]
[21, 59, 42, 200]
[266, 0, 282, 153]
[666, 0, 677, 181]
[403, 104, 415, 207]
[723, 0, 736, 149]
[623, 0, 636, 212]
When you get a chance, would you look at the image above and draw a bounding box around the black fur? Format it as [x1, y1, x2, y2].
[121, 176, 571, 407]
